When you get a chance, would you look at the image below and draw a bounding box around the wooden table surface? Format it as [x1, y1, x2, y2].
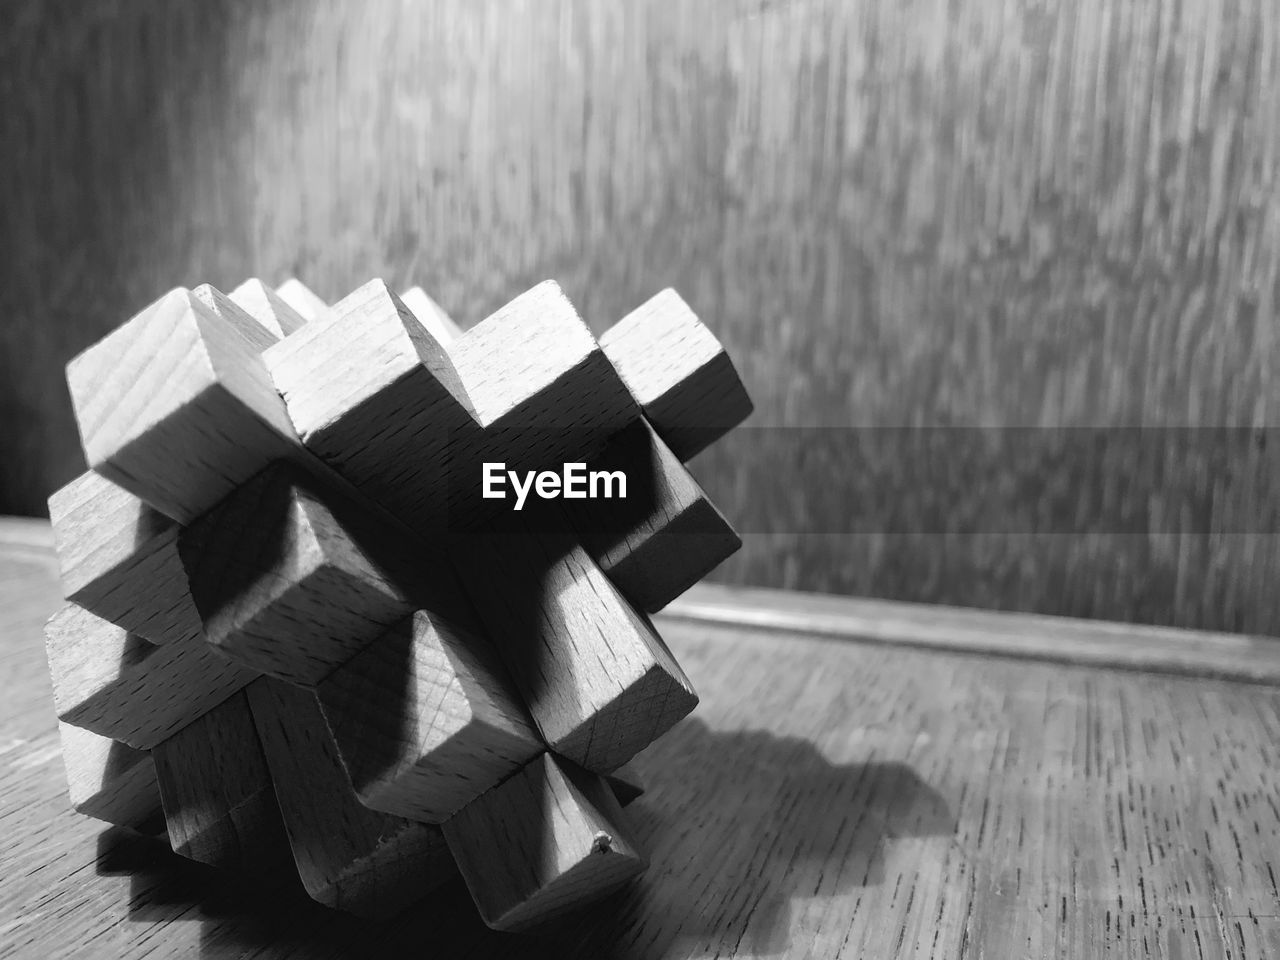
[4, 519, 1280, 959]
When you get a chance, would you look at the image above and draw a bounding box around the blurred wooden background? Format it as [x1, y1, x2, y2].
[3, 0, 1279, 633]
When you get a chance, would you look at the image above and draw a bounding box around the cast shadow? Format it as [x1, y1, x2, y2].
[96, 717, 952, 959]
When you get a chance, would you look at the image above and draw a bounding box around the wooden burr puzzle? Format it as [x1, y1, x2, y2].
[44, 277, 752, 931]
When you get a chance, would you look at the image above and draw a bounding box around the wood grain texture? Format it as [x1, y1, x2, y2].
[600, 288, 752, 462]
[245, 676, 457, 919]
[43, 601, 255, 749]
[442, 752, 646, 932]
[456, 523, 698, 773]
[47, 470, 201, 645]
[9, 526, 1280, 956]
[317, 610, 543, 824]
[56, 721, 161, 830]
[576, 418, 742, 612]
[65, 286, 299, 524]
[151, 688, 290, 874]
[6, 0, 1279, 633]
[178, 463, 417, 686]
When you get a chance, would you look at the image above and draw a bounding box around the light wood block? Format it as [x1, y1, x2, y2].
[152, 689, 290, 873]
[273, 277, 329, 322]
[190, 283, 281, 352]
[230, 278, 309, 338]
[57, 722, 161, 830]
[263, 279, 476, 535]
[317, 610, 542, 823]
[48, 471, 202, 645]
[400, 286, 463, 343]
[442, 752, 646, 932]
[447, 281, 637, 522]
[599, 288, 752, 461]
[45, 602, 255, 749]
[575, 418, 741, 612]
[457, 524, 698, 772]
[247, 677, 457, 919]
[66, 286, 300, 524]
[178, 463, 418, 686]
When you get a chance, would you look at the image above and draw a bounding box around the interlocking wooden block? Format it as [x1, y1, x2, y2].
[67, 286, 300, 524]
[317, 609, 542, 822]
[152, 690, 290, 873]
[230, 278, 309, 338]
[274, 277, 329, 322]
[264, 279, 474, 535]
[57, 722, 161, 830]
[456, 522, 698, 773]
[600, 288, 752, 461]
[247, 677, 457, 918]
[447, 281, 637, 521]
[48, 471, 201, 645]
[45, 602, 255, 749]
[442, 752, 646, 932]
[575, 418, 741, 611]
[48, 274, 750, 934]
[400, 285, 463, 343]
[178, 463, 420, 686]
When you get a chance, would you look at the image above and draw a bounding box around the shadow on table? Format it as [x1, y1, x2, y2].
[96, 717, 953, 959]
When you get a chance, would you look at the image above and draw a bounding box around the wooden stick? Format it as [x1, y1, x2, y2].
[456, 522, 698, 772]
[574, 418, 741, 612]
[317, 609, 542, 823]
[151, 689, 290, 873]
[230, 278, 309, 338]
[400, 286, 463, 343]
[246, 677, 457, 919]
[66, 286, 301, 524]
[178, 463, 420, 686]
[599, 288, 752, 461]
[45, 602, 255, 749]
[442, 752, 646, 932]
[273, 277, 329, 322]
[48, 471, 202, 645]
[57, 722, 162, 830]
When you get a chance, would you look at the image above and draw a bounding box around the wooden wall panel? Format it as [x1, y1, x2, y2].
[3, 0, 1279, 632]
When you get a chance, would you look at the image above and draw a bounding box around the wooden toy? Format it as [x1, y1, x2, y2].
[46, 277, 751, 932]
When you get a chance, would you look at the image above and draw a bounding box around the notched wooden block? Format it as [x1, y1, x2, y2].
[230, 278, 309, 338]
[449, 282, 638, 519]
[179, 463, 418, 687]
[458, 523, 698, 773]
[442, 753, 646, 932]
[400, 286, 464, 344]
[248, 678, 457, 919]
[600, 288, 752, 461]
[264, 279, 476, 534]
[318, 610, 542, 823]
[66, 286, 300, 524]
[48, 471, 202, 644]
[274, 277, 329, 322]
[45, 602, 255, 749]
[58, 722, 162, 830]
[152, 689, 290, 873]
[575, 418, 742, 612]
